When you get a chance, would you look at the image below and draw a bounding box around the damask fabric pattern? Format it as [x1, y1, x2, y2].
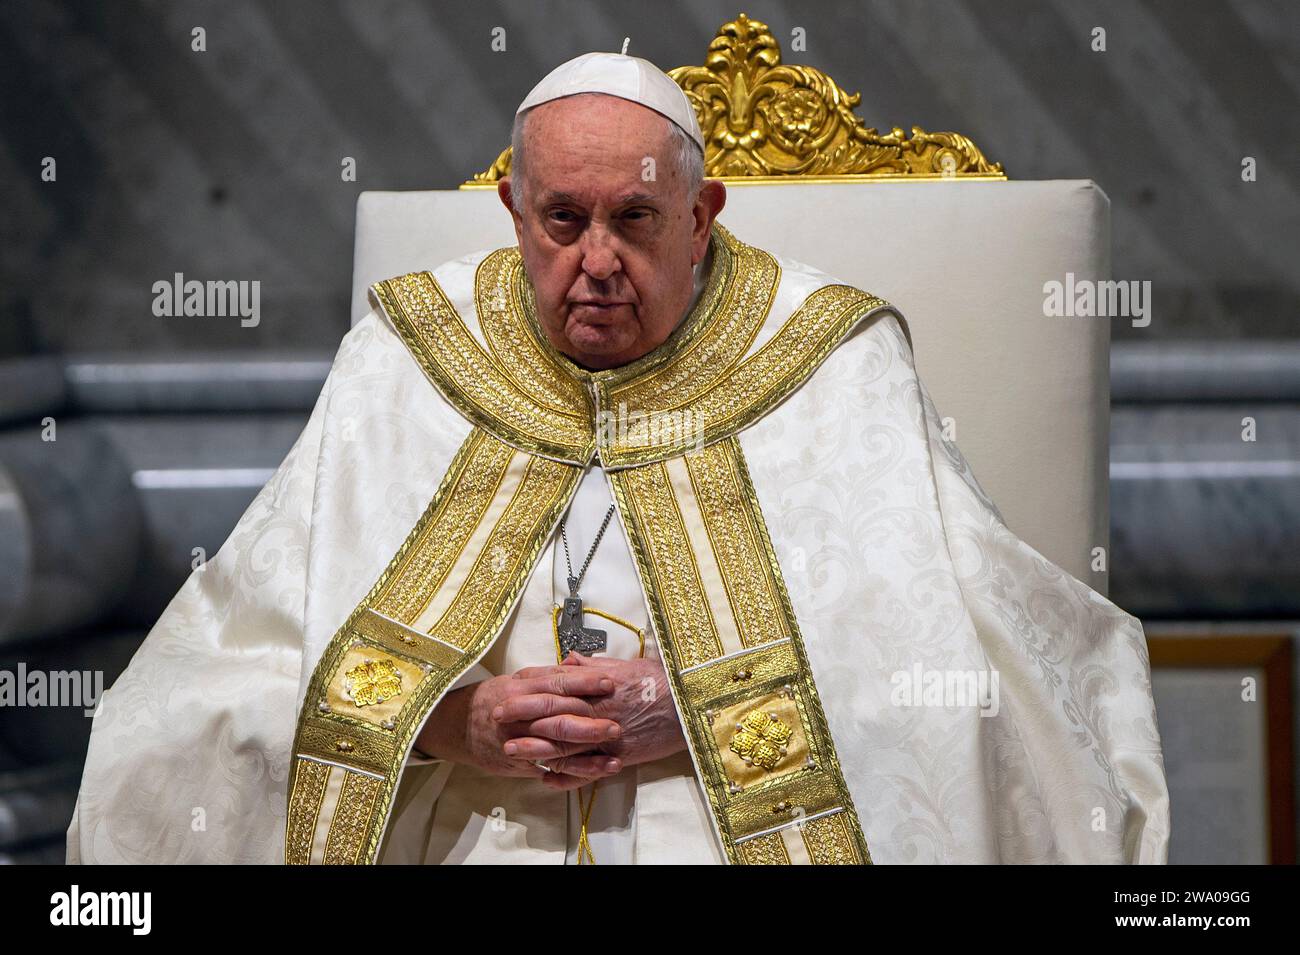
[67, 307, 474, 864]
[742, 310, 1168, 862]
[67, 232, 1169, 864]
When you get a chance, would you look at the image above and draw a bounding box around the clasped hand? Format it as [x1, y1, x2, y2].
[466, 653, 686, 791]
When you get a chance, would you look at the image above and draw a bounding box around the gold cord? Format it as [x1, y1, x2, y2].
[550, 603, 646, 864]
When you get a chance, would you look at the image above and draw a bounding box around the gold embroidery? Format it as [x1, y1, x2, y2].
[802, 811, 865, 864]
[372, 271, 594, 462]
[727, 437, 868, 854]
[679, 640, 797, 702]
[611, 436, 871, 864]
[343, 659, 403, 707]
[322, 771, 382, 865]
[616, 463, 723, 668]
[426, 454, 576, 649]
[327, 648, 430, 729]
[372, 429, 512, 625]
[506, 222, 821, 467]
[737, 832, 790, 865]
[603, 283, 889, 466]
[297, 224, 886, 865]
[476, 249, 590, 419]
[733, 811, 865, 866]
[604, 237, 777, 418]
[683, 441, 786, 647]
[511, 223, 740, 392]
[286, 427, 582, 865]
[372, 223, 892, 471]
[713, 689, 812, 789]
[285, 758, 330, 865]
[514, 223, 885, 468]
[730, 709, 793, 771]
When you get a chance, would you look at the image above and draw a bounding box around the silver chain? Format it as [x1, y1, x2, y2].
[560, 504, 617, 594]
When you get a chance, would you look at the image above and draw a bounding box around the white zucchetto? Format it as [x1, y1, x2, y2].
[515, 51, 704, 151]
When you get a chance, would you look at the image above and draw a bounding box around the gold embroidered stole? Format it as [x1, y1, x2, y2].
[284, 431, 579, 864]
[286, 224, 889, 864]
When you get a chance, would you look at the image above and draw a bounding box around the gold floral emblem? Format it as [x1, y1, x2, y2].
[344, 659, 403, 707]
[730, 709, 794, 771]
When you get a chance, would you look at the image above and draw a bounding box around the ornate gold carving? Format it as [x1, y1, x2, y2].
[673, 14, 1003, 179]
[730, 709, 793, 771]
[343, 659, 404, 707]
[466, 13, 1003, 185]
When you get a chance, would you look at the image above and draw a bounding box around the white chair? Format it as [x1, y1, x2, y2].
[349, 15, 1112, 590]
[350, 180, 1111, 590]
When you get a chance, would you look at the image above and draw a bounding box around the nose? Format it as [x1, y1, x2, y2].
[578, 225, 622, 282]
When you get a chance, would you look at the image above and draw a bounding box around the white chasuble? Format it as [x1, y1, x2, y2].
[67, 223, 1169, 865]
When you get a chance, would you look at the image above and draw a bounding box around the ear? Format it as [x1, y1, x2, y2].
[691, 179, 727, 265]
[498, 177, 525, 245]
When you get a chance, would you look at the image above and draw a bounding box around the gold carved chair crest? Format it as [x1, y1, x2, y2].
[465, 12, 1004, 187]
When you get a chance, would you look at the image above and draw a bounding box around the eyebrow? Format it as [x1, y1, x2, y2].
[539, 190, 661, 206]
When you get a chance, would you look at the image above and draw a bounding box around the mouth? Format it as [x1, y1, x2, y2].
[569, 301, 630, 321]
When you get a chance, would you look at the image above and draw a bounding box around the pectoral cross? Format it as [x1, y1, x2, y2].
[556, 577, 607, 656]
[557, 505, 617, 657]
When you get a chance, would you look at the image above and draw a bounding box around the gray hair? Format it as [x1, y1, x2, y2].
[509, 93, 704, 212]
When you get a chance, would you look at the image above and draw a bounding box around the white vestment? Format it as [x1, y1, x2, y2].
[383, 260, 717, 865]
[67, 226, 1170, 864]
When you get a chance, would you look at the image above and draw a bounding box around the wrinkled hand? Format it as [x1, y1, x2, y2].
[495, 653, 687, 791]
[421, 668, 624, 787]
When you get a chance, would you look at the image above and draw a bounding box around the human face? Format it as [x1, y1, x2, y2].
[499, 94, 725, 370]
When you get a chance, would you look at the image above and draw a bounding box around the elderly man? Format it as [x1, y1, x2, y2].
[68, 52, 1169, 865]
